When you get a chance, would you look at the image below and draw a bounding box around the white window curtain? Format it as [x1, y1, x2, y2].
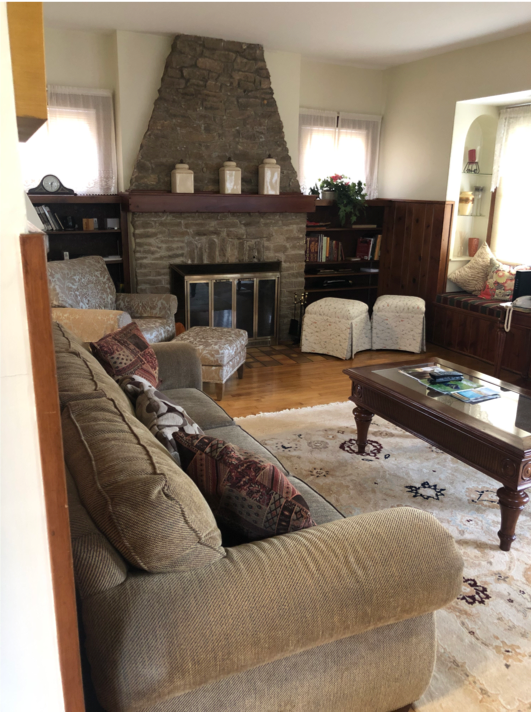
[338, 112, 381, 199]
[298, 108, 381, 198]
[490, 105, 531, 265]
[20, 86, 117, 195]
[298, 109, 338, 195]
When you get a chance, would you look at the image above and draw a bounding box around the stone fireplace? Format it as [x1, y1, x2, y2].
[129, 33, 308, 339]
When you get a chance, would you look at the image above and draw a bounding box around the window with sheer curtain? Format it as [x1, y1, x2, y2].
[19, 86, 117, 195]
[490, 105, 531, 265]
[298, 109, 381, 198]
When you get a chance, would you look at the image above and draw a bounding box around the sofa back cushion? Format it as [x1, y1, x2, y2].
[48, 255, 116, 310]
[62, 394, 225, 573]
[53, 321, 135, 415]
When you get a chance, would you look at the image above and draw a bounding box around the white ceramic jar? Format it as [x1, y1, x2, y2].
[258, 155, 280, 195]
[219, 159, 241, 194]
[171, 161, 194, 194]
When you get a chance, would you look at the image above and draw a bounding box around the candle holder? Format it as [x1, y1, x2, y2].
[464, 148, 480, 174]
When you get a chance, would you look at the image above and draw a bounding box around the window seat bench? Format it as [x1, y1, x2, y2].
[431, 292, 531, 381]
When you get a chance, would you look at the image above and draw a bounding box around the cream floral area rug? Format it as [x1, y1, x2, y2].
[236, 402, 531, 712]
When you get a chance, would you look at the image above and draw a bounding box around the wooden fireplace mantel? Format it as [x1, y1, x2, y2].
[122, 191, 316, 213]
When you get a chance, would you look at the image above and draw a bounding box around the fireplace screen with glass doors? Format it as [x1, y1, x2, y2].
[170, 262, 281, 344]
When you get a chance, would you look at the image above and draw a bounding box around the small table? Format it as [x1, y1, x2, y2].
[344, 359, 531, 551]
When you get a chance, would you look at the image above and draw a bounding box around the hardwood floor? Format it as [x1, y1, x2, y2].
[203, 343, 527, 418]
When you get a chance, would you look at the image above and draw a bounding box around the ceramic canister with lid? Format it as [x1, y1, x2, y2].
[219, 159, 241, 194]
[171, 160, 194, 194]
[458, 191, 474, 216]
[258, 155, 281, 195]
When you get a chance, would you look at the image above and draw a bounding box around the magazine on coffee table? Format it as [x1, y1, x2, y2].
[399, 366, 479, 395]
[450, 387, 501, 404]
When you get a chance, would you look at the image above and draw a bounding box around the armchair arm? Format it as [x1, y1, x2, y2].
[51, 308, 132, 344]
[115, 293, 177, 320]
[152, 341, 202, 390]
[83, 508, 463, 710]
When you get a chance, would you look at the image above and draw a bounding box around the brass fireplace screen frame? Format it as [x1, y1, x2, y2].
[170, 263, 281, 345]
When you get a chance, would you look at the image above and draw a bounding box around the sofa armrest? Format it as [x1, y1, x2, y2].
[152, 341, 202, 390]
[51, 308, 132, 344]
[83, 507, 463, 710]
[116, 293, 177, 320]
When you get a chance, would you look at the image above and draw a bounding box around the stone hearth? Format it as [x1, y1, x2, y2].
[130, 33, 307, 339]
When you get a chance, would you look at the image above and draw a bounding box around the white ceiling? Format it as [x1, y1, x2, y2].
[44, 2, 531, 69]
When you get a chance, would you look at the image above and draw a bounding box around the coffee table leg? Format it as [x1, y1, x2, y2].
[497, 487, 529, 551]
[353, 407, 374, 454]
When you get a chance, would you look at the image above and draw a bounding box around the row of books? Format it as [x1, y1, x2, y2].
[356, 235, 382, 260]
[305, 235, 345, 262]
[34, 205, 65, 232]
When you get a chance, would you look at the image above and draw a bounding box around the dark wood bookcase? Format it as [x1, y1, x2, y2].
[304, 198, 391, 309]
[29, 194, 130, 292]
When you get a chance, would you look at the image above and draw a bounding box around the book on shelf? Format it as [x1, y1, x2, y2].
[374, 234, 382, 260]
[352, 224, 377, 228]
[43, 205, 60, 230]
[35, 206, 53, 231]
[305, 234, 345, 262]
[360, 267, 379, 273]
[356, 237, 374, 260]
[54, 213, 65, 230]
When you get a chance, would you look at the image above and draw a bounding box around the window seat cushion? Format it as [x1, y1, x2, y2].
[435, 292, 504, 319]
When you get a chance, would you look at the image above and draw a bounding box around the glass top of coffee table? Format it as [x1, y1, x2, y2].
[374, 363, 531, 439]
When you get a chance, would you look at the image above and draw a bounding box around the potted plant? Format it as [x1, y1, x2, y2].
[314, 175, 367, 226]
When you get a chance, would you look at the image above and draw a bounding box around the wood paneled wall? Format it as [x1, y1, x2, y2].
[7, 2, 48, 141]
[378, 200, 454, 333]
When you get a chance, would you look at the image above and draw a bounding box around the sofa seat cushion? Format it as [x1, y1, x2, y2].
[161, 388, 234, 430]
[204, 425, 343, 528]
[435, 292, 504, 318]
[175, 433, 315, 542]
[53, 322, 135, 415]
[62, 393, 225, 573]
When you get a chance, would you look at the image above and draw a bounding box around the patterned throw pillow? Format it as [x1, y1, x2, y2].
[448, 243, 494, 295]
[90, 322, 159, 387]
[120, 375, 203, 465]
[478, 259, 531, 300]
[174, 433, 315, 542]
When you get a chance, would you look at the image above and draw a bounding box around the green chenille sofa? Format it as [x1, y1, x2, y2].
[53, 321, 463, 712]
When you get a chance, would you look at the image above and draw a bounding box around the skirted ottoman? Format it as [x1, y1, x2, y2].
[173, 327, 248, 400]
[301, 297, 372, 360]
[372, 295, 426, 353]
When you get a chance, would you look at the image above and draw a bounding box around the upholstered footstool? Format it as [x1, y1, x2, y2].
[372, 295, 426, 353]
[173, 327, 248, 400]
[301, 297, 372, 360]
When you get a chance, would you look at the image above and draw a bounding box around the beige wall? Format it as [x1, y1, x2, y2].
[264, 49, 301, 171]
[380, 31, 531, 201]
[113, 31, 172, 189]
[300, 58, 386, 116]
[1, 4, 64, 710]
[44, 26, 115, 90]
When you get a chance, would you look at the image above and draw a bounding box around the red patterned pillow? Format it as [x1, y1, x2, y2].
[174, 433, 315, 542]
[90, 322, 159, 387]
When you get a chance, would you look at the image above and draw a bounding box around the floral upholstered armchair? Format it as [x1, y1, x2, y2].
[47, 255, 177, 343]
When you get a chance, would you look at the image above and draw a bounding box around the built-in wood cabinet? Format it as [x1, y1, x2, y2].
[7, 2, 48, 142]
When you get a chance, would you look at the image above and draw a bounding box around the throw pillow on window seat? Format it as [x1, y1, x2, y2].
[90, 321, 159, 387]
[478, 259, 531, 300]
[448, 242, 495, 294]
[174, 433, 316, 543]
[120, 374, 203, 466]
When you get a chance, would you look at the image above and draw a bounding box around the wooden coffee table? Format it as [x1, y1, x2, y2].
[344, 358, 531, 551]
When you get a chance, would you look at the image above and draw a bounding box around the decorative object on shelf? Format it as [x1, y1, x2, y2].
[28, 174, 76, 195]
[171, 160, 194, 194]
[473, 185, 484, 216]
[258, 155, 281, 195]
[219, 158, 241, 195]
[308, 185, 320, 196]
[468, 237, 480, 257]
[458, 191, 475, 216]
[464, 148, 480, 174]
[82, 218, 95, 231]
[63, 216, 76, 230]
[105, 217, 120, 230]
